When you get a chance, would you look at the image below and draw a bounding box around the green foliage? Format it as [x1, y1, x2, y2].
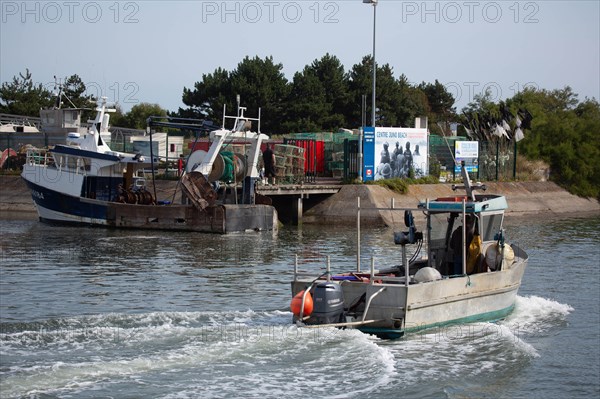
[229, 56, 290, 133]
[0, 69, 53, 116]
[506, 88, 600, 199]
[418, 79, 456, 134]
[178, 54, 454, 134]
[181, 56, 289, 133]
[60, 74, 97, 121]
[429, 155, 442, 178]
[284, 67, 327, 132]
[0, 71, 98, 118]
[181, 67, 231, 121]
[121, 103, 168, 130]
[283, 53, 347, 132]
[366, 177, 410, 194]
[366, 176, 439, 194]
[108, 104, 128, 127]
[60, 74, 95, 109]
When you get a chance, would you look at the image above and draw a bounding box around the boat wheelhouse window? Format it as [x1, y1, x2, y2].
[429, 213, 450, 243]
[78, 158, 90, 172]
[66, 156, 79, 170]
[480, 213, 504, 241]
[53, 154, 64, 168]
[427, 213, 458, 271]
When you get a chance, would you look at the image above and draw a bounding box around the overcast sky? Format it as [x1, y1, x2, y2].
[1, 0, 599, 116]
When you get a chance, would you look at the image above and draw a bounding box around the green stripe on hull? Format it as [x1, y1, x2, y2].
[358, 304, 515, 340]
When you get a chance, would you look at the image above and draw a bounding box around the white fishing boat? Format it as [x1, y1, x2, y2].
[291, 164, 528, 338]
[21, 98, 277, 233]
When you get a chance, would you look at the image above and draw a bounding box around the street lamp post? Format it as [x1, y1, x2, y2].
[363, 0, 377, 127]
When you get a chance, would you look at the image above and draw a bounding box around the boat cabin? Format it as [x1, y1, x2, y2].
[420, 193, 508, 277]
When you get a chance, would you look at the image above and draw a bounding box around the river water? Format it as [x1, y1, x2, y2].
[0, 216, 598, 398]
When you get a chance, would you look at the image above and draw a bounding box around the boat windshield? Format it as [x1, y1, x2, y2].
[429, 213, 450, 244]
[427, 211, 503, 274]
[427, 212, 455, 272]
[479, 212, 504, 241]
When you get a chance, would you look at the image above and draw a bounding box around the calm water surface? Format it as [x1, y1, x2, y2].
[1, 216, 598, 398]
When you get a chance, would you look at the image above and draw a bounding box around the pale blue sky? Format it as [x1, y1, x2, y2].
[1, 0, 599, 115]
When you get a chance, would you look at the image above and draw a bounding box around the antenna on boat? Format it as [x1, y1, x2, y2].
[52, 75, 77, 109]
[222, 104, 226, 128]
[53, 76, 62, 109]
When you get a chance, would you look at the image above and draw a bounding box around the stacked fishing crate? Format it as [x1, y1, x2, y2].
[273, 144, 305, 184]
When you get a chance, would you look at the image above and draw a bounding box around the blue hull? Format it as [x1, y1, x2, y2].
[23, 179, 108, 222]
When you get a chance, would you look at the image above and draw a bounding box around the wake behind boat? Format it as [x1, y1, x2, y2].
[21, 98, 277, 233]
[291, 164, 528, 338]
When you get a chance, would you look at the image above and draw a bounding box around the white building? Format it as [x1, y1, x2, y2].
[129, 133, 184, 162]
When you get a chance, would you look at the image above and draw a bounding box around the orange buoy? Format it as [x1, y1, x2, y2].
[290, 290, 313, 317]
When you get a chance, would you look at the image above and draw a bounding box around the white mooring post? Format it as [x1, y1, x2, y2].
[370, 257, 375, 284]
[357, 196, 361, 273]
[462, 199, 467, 276]
[294, 254, 298, 281]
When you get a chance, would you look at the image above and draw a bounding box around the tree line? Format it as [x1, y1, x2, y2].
[177, 54, 454, 135]
[0, 56, 457, 134]
[0, 69, 167, 130]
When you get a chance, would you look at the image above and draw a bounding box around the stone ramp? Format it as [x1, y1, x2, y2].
[303, 181, 600, 227]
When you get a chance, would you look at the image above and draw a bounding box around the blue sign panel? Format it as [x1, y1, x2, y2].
[362, 127, 375, 181]
[454, 164, 479, 174]
[454, 140, 479, 174]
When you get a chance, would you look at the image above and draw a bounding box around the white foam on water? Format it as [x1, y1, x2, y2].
[0, 310, 387, 397]
[158, 326, 397, 399]
[371, 294, 576, 390]
[379, 317, 542, 389]
[502, 295, 574, 335]
[1, 296, 573, 398]
[3, 314, 399, 398]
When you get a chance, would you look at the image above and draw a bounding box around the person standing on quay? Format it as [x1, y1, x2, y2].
[263, 143, 276, 185]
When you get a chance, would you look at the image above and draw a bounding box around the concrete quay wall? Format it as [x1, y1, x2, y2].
[2, 175, 598, 225]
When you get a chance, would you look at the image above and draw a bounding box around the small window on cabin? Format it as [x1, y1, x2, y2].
[65, 111, 77, 122]
[67, 156, 78, 169]
[428, 213, 450, 250]
[480, 213, 503, 241]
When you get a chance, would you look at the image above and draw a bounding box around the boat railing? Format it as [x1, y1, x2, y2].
[292, 254, 411, 285]
[25, 148, 50, 167]
[24, 148, 94, 176]
[293, 254, 333, 282]
[293, 198, 424, 284]
[222, 104, 262, 133]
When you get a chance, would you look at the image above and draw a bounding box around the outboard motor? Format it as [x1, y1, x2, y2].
[308, 282, 345, 325]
